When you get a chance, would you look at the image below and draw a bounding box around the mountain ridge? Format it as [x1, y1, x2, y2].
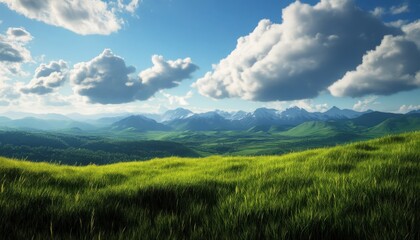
[1, 106, 418, 132]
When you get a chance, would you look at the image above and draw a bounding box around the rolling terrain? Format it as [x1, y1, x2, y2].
[0, 112, 419, 165]
[0, 131, 198, 165]
[0, 132, 419, 239]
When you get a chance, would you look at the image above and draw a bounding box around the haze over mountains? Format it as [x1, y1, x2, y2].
[0, 106, 419, 133]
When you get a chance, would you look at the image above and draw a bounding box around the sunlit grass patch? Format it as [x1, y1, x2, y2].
[0, 131, 419, 239]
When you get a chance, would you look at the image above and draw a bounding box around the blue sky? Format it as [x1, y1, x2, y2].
[0, 0, 419, 115]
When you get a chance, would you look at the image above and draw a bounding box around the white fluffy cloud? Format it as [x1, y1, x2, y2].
[398, 104, 420, 113]
[161, 91, 193, 106]
[138, 55, 198, 100]
[0, 27, 32, 80]
[21, 60, 68, 95]
[0, 0, 124, 35]
[329, 21, 420, 97]
[6, 27, 33, 42]
[352, 96, 378, 112]
[70, 49, 198, 104]
[194, 0, 398, 102]
[292, 99, 329, 113]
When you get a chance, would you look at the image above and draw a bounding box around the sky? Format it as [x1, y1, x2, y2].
[0, 0, 419, 116]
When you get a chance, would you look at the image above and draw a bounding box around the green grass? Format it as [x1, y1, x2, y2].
[281, 121, 340, 137]
[1, 132, 419, 239]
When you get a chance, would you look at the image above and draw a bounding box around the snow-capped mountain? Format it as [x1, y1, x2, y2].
[110, 106, 376, 131]
[167, 111, 238, 131]
[160, 108, 193, 122]
[279, 107, 316, 120]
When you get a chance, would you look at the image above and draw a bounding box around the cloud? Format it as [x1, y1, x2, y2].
[0, 0, 123, 35]
[353, 96, 378, 112]
[6, 27, 33, 42]
[21, 60, 68, 95]
[194, 0, 398, 102]
[390, 4, 409, 15]
[371, 7, 385, 17]
[372, 4, 409, 17]
[161, 90, 193, 106]
[329, 21, 420, 97]
[0, 80, 21, 105]
[398, 104, 420, 113]
[0, 27, 32, 80]
[70, 49, 198, 104]
[70, 49, 138, 104]
[138, 55, 198, 100]
[117, 0, 140, 14]
[291, 99, 329, 112]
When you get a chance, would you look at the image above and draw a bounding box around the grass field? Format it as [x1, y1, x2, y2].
[1, 132, 419, 239]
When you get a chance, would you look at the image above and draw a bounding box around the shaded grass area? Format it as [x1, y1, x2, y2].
[0, 132, 419, 239]
[0, 131, 199, 165]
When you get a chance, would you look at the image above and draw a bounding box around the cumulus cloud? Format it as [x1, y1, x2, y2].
[70, 49, 198, 104]
[292, 99, 329, 112]
[161, 91, 193, 106]
[353, 96, 378, 112]
[21, 60, 68, 95]
[0, 27, 32, 80]
[398, 104, 420, 113]
[138, 55, 198, 100]
[70, 49, 138, 104]
[194, 0, 398, 102]
[0, 0, 123, 35]
[329, 21, 420, 97]
[6, 27, 33, 42]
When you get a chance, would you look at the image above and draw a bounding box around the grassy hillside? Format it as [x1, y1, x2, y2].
[1, 132, 419, 239]
[281, 121, 341, 137]
[368, 115, 420, 135]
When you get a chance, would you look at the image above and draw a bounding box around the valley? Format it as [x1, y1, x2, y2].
[0, 107, 419, 165]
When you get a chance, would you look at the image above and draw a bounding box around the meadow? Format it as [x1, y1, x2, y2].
[0, 132, 419, 239]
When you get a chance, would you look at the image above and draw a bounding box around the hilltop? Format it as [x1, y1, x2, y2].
[0, 132, 419, 239]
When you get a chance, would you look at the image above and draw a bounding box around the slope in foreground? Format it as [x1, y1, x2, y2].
[0, 132, 419, 239]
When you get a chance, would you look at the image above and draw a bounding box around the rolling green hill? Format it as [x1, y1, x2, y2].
[368, 115, 420, 135]
[0, 132, 419, 239]
[349, 111, 402, 127]
[281, 121, 341, 137]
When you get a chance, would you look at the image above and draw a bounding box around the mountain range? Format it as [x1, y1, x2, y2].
[1, 107, 419, 133]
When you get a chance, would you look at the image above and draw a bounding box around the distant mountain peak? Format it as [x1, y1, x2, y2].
[283, 106, 307, 112]
[161, 108, 193, 122]
[325, 106, 341, 113]
[252, 108, 279, 119]
[192, 111, 223, 119]
[111, 115, 169, 131]
[281, 106, 309, 115]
